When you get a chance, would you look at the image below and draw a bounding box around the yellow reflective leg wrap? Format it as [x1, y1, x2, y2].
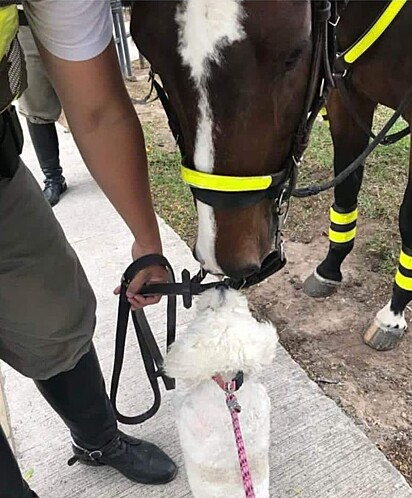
[329, 227, 357, 244]
[329, 206, 358, 244]
[319, 107, 330, 128]
[395, 248, 412, 291]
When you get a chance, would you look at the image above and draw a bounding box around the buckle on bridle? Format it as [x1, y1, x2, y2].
[329, 15, 340, 27]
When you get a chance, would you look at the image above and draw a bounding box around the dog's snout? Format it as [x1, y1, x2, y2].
[221, 264, 261, 281]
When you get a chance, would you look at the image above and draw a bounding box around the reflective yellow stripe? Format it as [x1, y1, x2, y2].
[395, 270, 412, 291]
[330, 207, 358, 225]
[319, 107, 330, 128]
[344, 0, 407, 64]
[329, 227, 357, 244]
[181, 165, 273, 192]
[399, 250, 412, 270]
[0, 6, 18, 60]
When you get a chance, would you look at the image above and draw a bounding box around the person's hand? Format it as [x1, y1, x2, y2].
[114, 241, 167, 310]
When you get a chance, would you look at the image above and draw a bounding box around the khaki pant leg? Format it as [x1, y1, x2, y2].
[17, 26, 62, 124]
[0, 161, 96, 380]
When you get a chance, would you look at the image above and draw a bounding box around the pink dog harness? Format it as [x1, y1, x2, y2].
[213, 375, 256, 498]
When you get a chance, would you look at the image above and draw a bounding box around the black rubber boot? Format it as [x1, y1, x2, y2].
[34, 345, 177, 485]
[0, 424, 38, 498]
[26, 120, 67, 207]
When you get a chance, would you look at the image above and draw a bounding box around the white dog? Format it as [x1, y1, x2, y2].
[165, 287, 277, 498]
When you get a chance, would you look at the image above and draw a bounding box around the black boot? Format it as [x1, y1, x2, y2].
[34, 345, 177, 485]
[0, 424, 38, 498]
[26, 120, 67, 207]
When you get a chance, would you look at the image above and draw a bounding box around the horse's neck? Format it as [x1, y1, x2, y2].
[337, 0, 386, 50]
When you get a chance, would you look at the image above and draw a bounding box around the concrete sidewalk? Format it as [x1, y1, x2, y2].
[1, 120, 411, 497]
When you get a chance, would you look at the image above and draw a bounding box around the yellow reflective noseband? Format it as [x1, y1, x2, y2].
[395, 248, 412, 292]
[344, 0, 407, 64]
[181, 165, 274, 193]
[328, 206, 358, 244]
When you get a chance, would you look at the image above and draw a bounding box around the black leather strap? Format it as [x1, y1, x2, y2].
[18, 8, 28, 26]
[110, 254, 176, 425]
[294, 82, 412, 197]
[335, 73, 410, 145]
[0, 107, 23, 178]
[231, 249, 287, 289]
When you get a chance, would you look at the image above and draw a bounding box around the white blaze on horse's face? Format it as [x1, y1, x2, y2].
[176, 0, 246, 274]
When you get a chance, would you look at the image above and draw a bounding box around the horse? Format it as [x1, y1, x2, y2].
[128, 1, 412, 350]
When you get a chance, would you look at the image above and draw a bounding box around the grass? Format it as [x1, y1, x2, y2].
[144, 106, 410, 276]
[365, 233, 399, 275]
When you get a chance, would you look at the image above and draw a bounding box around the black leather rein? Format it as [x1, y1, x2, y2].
[110, 251, 286, 425]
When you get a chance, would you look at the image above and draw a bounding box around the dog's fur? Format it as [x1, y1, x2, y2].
[165, 288, 277, 498]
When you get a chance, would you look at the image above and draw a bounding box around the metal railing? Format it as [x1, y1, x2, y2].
[111, 0, 138, 81]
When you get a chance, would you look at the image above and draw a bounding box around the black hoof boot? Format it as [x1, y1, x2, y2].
[303, 270, 340, 298]
[69, 431, 177, 485]
[43, 180, 67, 207]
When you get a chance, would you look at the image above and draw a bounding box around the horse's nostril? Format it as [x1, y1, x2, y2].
[222, 264, 261, 280]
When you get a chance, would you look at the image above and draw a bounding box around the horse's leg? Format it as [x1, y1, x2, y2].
[364, 139, 412, 350]
[304, 89, 375, 297]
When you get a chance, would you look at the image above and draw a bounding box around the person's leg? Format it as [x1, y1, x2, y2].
[17, 26, 66, 206]
[35, 345, 177, 484]
[0, 425, 37, 498]
[0, 161, 177, 486]
[26, 121, 67, 206]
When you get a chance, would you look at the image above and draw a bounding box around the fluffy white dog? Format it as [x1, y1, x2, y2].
[165, 287, 277, 498]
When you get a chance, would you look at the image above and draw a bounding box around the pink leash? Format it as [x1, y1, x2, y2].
[213, 375, 256, 498]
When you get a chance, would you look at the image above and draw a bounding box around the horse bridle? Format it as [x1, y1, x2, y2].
[148, 0, 337, 284]
[149, 0, 411, 272]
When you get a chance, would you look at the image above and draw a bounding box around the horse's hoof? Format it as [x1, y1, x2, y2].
[303, 271, 340, 298]
[363, 320, 406, 351]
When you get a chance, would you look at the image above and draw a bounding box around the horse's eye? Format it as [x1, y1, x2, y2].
[284, 47, 304, 72]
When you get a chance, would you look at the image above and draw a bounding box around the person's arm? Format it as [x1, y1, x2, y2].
[37, 40, 165, 308]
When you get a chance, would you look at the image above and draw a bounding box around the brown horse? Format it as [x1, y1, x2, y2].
[129, 1, 412, 349]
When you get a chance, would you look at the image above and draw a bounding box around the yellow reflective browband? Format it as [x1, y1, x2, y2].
[181, 165, 273, 192]
[344, 0, 407, 65]
[329, 207, 358, 244]
[395, 249, 412, 291]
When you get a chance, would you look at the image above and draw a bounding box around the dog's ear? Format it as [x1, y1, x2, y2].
[251, 320, 278, 366]
[164, 340, 211, 381]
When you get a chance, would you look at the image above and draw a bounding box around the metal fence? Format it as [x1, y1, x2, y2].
[111, 0, 138, 81]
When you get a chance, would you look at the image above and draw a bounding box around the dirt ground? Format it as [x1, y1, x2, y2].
[248, 235, 412, 485]
[124, 64, 412, 485]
